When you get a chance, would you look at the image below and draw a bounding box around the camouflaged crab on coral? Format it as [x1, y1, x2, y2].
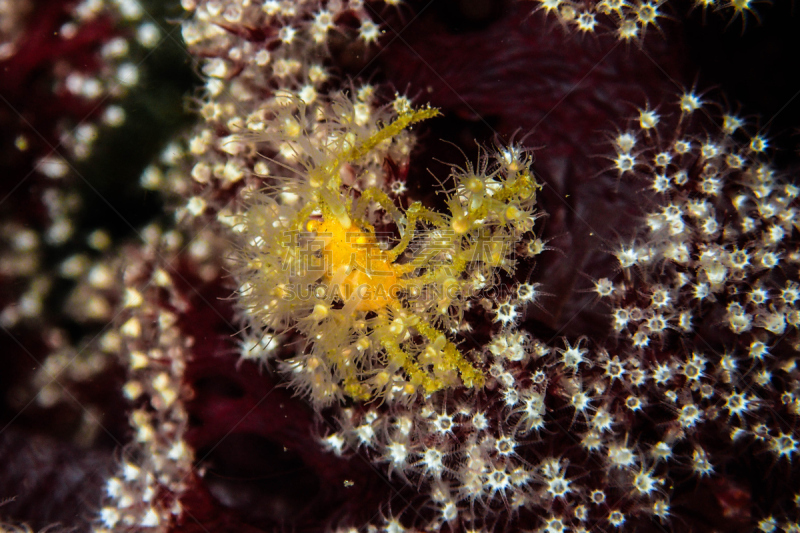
[232, 92, 544, 407]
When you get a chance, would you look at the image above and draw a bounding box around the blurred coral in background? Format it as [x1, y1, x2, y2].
[1, 0, 799, 532]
